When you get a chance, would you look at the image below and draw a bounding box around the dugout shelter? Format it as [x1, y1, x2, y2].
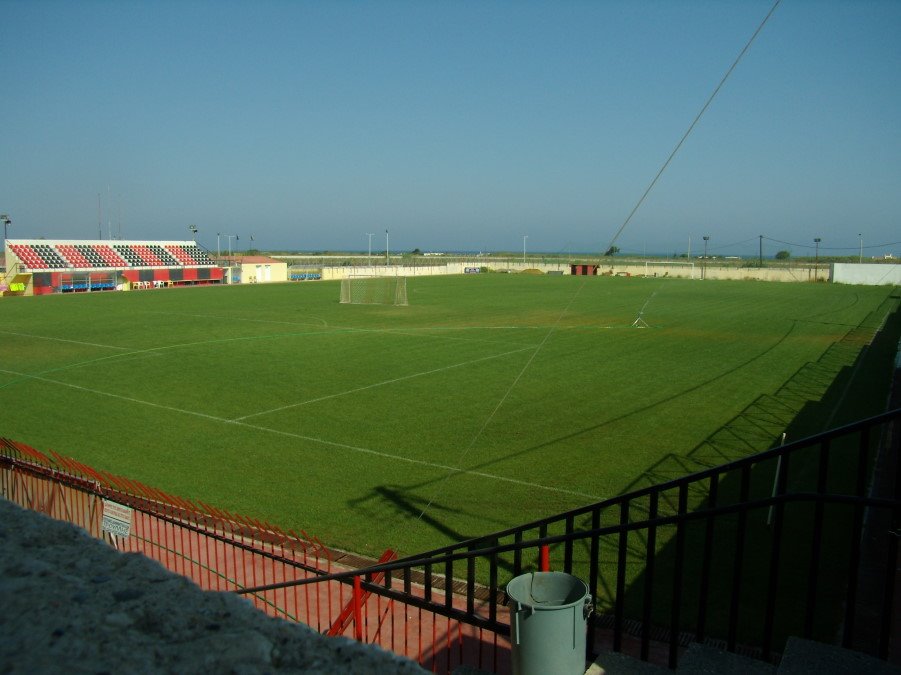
[2, 239, 224, 296]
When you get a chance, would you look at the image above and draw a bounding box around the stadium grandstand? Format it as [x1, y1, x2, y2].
[1, 239, 224, 296]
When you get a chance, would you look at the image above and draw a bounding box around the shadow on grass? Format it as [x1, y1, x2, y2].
[344, 289, 899, 659]
[347, 484, 519, 577]
[612, 291, 899, 519]
[601, 292, 901, 658]
[348, 485, 475, 545]
[362, 315, 806, 498]
[380, 291, 889, 498]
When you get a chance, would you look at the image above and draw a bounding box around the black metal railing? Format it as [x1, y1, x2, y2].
[4, 407, 897, 672]
[239, 408, 900, 671]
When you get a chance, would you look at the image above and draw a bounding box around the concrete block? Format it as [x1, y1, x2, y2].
[778, 637, 900, 674]
[676, 642, 776, 674]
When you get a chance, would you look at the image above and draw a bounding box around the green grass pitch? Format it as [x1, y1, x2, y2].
[0, 275, 896, 558]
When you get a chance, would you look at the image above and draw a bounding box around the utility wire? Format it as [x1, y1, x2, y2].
[705, 236, 761, 251]
[762, 235, 901, 251]
[604, 0, 782, 255]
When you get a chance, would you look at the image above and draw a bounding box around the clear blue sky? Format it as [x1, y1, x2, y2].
[2, 0, 899, 257]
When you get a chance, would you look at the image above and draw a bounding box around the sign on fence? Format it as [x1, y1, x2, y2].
[101, 500, 133, 538]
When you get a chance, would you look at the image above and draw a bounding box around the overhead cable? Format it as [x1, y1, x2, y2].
[763, 235, 901, 251]
[603, 0, 782, 255]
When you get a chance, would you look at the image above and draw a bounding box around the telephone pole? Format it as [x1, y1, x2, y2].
[814, 237, 821, 282]
[703, 236, 710, 280]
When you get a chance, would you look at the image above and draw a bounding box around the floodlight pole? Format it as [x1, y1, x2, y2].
[702, 236, 709, 280]
[217, 233, 221, 259]
[858, 234, 863, 263]
[813, 237, 821, 281]
[366, 233, 374, 262]
[386, 229, 389, 267]
[1, 214, 10, 254]
[189, 224, 198, 242]
[523, 235, 528, 264]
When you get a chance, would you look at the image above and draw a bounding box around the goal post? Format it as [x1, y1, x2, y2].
[339, 275, 408, 306]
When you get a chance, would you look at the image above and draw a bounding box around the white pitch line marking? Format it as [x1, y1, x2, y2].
[362, 328, 537, 349]
[142, 310, 330, 328]
[142, 309, 551, 334]
[0, 368, 231, 424]
[0, 367, 598, 500]
[234, 345, 536, 422]
[0, 326, 363, 387]
[144, 310, 538, 348]
[0, 330, 132, 351]
[0, 322, 538, 394]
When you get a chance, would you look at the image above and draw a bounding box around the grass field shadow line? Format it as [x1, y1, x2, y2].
[443, 318, 804, 487]
[618, 294, 901, 498]
[347, 485, 516, 572]
[611, 296, 901, 654]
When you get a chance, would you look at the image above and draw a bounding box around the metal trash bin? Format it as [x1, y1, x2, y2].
[506, 571, 592, 675]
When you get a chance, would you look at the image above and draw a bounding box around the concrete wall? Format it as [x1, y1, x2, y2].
[831, 263, 901, 285]
[321, 262, 498, 280]
[615, 263, 830, 282]
[320, 261, 836, 283]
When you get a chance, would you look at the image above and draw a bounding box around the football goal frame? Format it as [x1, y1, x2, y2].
[339, 275, 409, 306]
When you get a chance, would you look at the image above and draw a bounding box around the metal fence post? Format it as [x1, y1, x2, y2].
[352, 575, 363, 641]
[539, 544, 550, 572]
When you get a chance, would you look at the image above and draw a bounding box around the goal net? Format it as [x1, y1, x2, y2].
[340, 276, 409, 306]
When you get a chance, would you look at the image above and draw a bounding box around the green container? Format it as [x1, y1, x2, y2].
[506, 572, 592, 675]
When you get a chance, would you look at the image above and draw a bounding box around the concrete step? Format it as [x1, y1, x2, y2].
[577, 637, 899, 675]
[777, 637, 900, 674]
[675, 642, 776, 674]
[585, 650, 670, 675]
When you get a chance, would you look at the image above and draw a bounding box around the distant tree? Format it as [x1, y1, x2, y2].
[412, 248, 421, 255]
[603, 246, 620, 256]
[775, 250, 791, 260]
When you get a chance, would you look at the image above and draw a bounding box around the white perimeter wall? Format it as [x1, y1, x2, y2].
[320, 261, 571, 280]
[831, 263, 901, 285]
[317, 261, 898, 284]
[319, 261, 836, 282]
